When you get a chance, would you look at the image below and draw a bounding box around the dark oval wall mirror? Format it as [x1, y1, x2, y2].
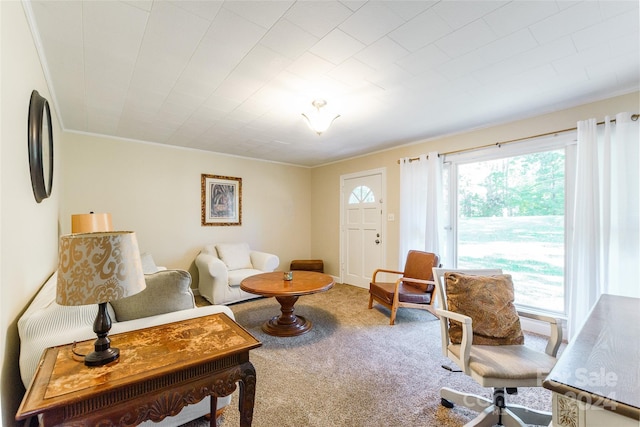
[28, 90, 54, 203]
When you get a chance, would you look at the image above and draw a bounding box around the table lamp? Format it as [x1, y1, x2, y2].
[56, 231, 146, 366]
[71, 212, 113, 233]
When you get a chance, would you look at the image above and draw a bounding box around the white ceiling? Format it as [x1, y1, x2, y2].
[26, 0, 639, 167]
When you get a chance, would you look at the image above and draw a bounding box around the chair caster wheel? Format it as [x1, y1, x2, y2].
[441, 398, 454, 408]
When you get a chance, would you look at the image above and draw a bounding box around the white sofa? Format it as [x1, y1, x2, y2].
[18, 255, 235, 427]
[196, 243, 279, 305]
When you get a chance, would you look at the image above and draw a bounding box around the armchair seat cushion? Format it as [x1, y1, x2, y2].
[369, 281, 433, 305]
[228, 268, 266, 287]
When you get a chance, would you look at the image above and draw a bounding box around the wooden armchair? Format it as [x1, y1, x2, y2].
[368, 250, 440, 325]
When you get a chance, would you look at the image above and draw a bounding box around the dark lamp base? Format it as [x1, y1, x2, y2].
[84, 347, 120, 367]
[86, 302, 120, 367]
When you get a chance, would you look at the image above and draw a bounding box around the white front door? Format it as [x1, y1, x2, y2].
[341, 169, 385, 288]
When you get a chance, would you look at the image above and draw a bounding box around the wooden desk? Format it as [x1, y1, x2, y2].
[16, 313, 261, 426]
[543, 294, 640, 427]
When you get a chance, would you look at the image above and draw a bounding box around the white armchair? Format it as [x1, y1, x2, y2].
[196, 243, 280, 305]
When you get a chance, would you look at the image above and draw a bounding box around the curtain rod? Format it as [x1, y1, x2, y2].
[398, 113, 639, 163]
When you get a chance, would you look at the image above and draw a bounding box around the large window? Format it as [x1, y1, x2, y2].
[444, 135, 575, 315]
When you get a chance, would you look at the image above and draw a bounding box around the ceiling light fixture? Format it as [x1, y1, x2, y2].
[301, 99, 340, 135]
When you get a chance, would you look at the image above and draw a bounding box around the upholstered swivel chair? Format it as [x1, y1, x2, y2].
[368, 250, 440, 325]
[432, 268, 563, 427]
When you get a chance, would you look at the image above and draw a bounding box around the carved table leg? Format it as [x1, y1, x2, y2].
[262, 295, 312, 336]
[238, 361, 257, 427]
[209, 395, 218, 427]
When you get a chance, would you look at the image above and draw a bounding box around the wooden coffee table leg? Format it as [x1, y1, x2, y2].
[262, 295, 312, 336]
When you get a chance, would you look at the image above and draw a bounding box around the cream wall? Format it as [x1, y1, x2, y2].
[310, 91, 640, 278]
[1, 2, 62, 426]
[60, 133, 312, 286]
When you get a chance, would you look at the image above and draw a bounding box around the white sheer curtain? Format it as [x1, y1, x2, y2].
[399, 152, 443, 268]
[567, 112, 639, 339]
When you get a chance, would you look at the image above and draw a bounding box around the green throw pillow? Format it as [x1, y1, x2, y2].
[110, 270, 195, 322]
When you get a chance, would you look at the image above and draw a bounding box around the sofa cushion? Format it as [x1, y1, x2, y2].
[444, 272, 524, 346]
[216, 243, 253, 270]
[110, 270, 195, 321]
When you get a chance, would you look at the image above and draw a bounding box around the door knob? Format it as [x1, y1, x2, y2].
[375, 239, 380, 244]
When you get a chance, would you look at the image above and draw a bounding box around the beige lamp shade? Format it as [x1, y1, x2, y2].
[57, 231, 146, 306]
[71, 213, 113, 233]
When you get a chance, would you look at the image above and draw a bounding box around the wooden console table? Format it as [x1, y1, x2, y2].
[16, 313, 261, 426]
[543, 294, 640, 427]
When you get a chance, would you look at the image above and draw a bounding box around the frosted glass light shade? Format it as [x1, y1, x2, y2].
[301, 99, 340, 135]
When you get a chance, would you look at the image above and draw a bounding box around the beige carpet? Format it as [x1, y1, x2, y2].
[184, 284, 556, 427]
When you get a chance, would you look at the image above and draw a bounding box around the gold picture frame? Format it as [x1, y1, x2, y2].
[201, 174, 242, 226]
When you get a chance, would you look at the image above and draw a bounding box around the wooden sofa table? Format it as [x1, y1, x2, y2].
[16, 313, 261, 427]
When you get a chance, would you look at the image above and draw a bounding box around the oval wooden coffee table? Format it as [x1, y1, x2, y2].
[240, 271, 334, 337]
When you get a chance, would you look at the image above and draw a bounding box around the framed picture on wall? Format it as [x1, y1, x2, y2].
[201, 174, 242, 226]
